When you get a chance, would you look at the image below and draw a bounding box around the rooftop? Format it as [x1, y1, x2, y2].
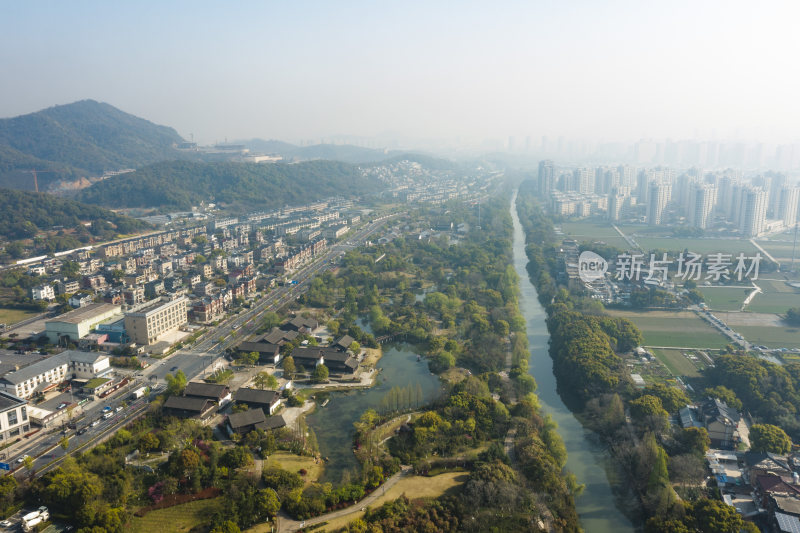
[228, 408, 266, 429]
[0, 390, 26, 412]
[125, 295, 187, 317]
[164, 395, 214, 412]
[184, 382, 230, 399]
[234, 388, 280, 405]
[0, 350, 109, 385]
[45, 303, 121, 325]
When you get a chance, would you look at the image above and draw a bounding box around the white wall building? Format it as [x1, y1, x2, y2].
[0, 391, 29, 442]
[31, 285, 55, 302]
[0, 350, 111, 399]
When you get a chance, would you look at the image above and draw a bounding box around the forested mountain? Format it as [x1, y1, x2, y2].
[0, 100, 185, 190]
[77, 160, 385, 209]
[0, 188, 151, 241]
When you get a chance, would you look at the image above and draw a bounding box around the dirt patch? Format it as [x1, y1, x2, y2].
[361, 347, 383, 368]
[715, 312, 784, 327]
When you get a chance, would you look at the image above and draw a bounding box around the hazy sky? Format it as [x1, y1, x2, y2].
[1, 1, 799, 146]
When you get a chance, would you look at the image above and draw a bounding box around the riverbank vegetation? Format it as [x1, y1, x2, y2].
[517, 181, 765, 532]
[324, 194, 580, 532]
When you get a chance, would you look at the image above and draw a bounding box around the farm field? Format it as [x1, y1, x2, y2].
[735, 325, 800, 349]
[633, 237, 758, 256]
[606, 309, 730, 349]
[756, 240, 796, 262]
[699, 287, 751, 311]
[558, 221, 629, 248]
[746, 281, 800, 314]
[650, 348, 705, 378]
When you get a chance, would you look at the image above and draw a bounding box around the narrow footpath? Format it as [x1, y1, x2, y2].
[277, 466, 412, 533]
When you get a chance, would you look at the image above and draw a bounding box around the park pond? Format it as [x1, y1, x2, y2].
[307, 340, 443, 483]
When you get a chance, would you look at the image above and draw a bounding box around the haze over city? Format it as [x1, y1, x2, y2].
[2, 1, 800, 149]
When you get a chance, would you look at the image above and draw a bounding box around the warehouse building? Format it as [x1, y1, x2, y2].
[44, 303, 121, 345]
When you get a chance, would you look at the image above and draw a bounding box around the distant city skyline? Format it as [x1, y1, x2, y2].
[2, 2, 800, 149]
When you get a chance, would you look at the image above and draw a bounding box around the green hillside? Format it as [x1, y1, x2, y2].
[0, 188, 151, 242]
[77, 159, 384, 209]
[0, 100, 185, 189]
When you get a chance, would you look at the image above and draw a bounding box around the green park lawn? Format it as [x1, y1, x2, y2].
[0, 307, 37, 327]
[129, 497, 224, 533]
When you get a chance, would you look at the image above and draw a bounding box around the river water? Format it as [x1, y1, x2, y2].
[307, 343, 442, 483]
[511, 192, 635, 533]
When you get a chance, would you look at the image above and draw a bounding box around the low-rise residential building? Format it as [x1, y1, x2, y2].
[68, 293, 94, 309]
[123, 286, 146, 306]
[31, 284, 55, 301]
[124, 295, 188, 345]
[191, 296, 222, 323]
[55, 279, 80, 296]
[699, 398, 750, 449]
[323, 225, 349, 239]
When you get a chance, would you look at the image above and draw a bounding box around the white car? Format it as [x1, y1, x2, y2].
[16, 454, 29, 463]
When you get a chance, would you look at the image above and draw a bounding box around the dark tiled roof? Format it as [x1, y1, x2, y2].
[256, 414, 286, 431]
[288, 316, 318, 330]
[263, 328, 299, 345]
[163, 396, 214, 413]
[184, 382, 230, 400]
[335, 335, 354, 350]
[703, 397, 741, 424]
[291, 347, 327, 361]
[237, 342, 280, 355]
[234, 388, 280, 405]
[228, 408, 266, 429]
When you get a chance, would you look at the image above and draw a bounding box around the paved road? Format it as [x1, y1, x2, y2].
[10, 381, 154, 479]
[278, 466, 412, 533]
